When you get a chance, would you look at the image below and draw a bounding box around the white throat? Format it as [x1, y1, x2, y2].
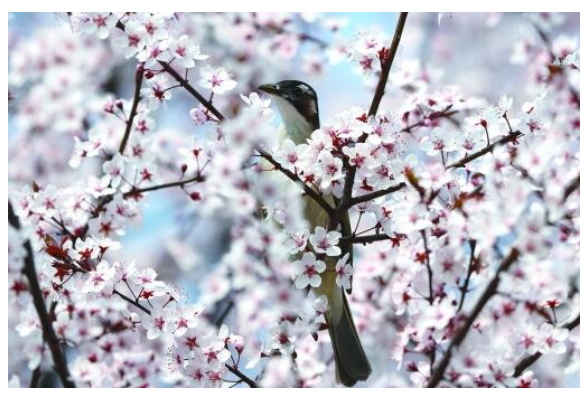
[273, 97, 315, 145]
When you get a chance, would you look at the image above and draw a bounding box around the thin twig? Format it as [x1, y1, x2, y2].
[349, 183, 407, 207]
[123, 174, 204, 198]
[340, 233, 391, 245]
[158, 61, 225, 121]
[447, 131, 523, 169]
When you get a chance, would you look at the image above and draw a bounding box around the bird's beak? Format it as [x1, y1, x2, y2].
[258, 83, 281, 96]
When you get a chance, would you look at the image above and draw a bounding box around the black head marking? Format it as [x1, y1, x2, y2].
[259, 80, 320, 129]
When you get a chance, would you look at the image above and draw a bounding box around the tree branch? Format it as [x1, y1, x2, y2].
[225, 364, 258, 388]
[123, 174, 204, 198]
[118, 66, 144, 154]
[349, 183, 407, 207]
[158, 61, 226, 121]
[457, 240, 477, 313]
[426, 248, 520, 387]
[257, 149, 334, 215]
[446, 130, 523, 169]
[512, 314, 580, 378]
[421, 230, 434, 305]
[111, 286, 257, 388]
[337, 12, 409, 225]
[368, 12, 409, 116]
[340, 233, 391, 245]
[563, 174, 580, 201]
[8, 202, 75, 388]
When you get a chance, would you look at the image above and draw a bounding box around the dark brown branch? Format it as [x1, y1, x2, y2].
[111, 285, 257, 388]
[563, 174, 580, 201]
[349, 183, 407, 207]
[226, 364, 258, 388]
[402, 109, 459, 134]
[113, 289, 152, 315]
[513, 314, 580, 378]
[421, 230, 434, 305]
[158, 61, 225, 121]
[253, 20, 328, 49]
[426, 248, 520, 387]
[116, 19, 225, 122]
[338, 13, 409, 225]
[340, 233, 390, 245]
[457, 240, 477, 313]
[368, 12, 409, 116]
[123, 174, 204, 198]
[446, 130, 523, 169]
[118, 67, 144, 154]
[8, 202, 75, 388]
[257, 149, 334, 215]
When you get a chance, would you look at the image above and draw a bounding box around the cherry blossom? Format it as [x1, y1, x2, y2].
[269, 321, 297, 354]
[293, 252, 327, 289]
[309, 226, 342, 257]
[284, 229, 310, 254]
[163, 35, 209, 69]
[7, 12, 580, 389]
[335, 253, 353, 290]
[199, 65, 237, 94]
[81, 260, 118, 294]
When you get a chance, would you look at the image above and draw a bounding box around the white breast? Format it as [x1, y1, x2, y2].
[273, 97, 314, 145]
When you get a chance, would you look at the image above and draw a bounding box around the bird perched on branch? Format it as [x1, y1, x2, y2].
[259, 80, 372, 387]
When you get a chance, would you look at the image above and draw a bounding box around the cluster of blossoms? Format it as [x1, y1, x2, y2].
[8, 12, 579, 388]
[10, 191, 247, 387]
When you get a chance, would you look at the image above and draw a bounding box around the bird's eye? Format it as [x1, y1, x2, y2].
[292, 87, 304, 96]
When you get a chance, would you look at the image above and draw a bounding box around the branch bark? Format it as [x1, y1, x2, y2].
[447, 130, 523, 169]
[123, 174, 204, 199]
[563, 174, 580, 201]
[512, 314, 580, 378]
[426, 248, 520, 387]
[111, 288, 257, 388]
[368, 12, 409, 116]
[158, 61, 226, 122]
[257, 149, 334, 215]
[118, 66, 144, 154]
[8, 202, 75, 388]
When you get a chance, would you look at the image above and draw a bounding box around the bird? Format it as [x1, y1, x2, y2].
[259, 80, 372, 387]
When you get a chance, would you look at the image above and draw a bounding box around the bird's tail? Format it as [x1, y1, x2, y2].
[327, 290, 372, 387]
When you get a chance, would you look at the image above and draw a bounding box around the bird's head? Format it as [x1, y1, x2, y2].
[259, 80, 320, 140]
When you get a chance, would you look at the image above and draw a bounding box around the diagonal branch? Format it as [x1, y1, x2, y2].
[257, 149, 334, 215]
[111, 286, 257, 388]
[446, 130, 523, 169]
[118, 66, 144, 154]
[123, 174, 204, 199]
[512, 314, 580, 378]
[426, 248, 520, 387]
[563, 174, 580, 201]
[349, 183, 407, 207]
[158, 61, 226, 121]
[8, 202, 76, 388]
[368, 12, 409, 116]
